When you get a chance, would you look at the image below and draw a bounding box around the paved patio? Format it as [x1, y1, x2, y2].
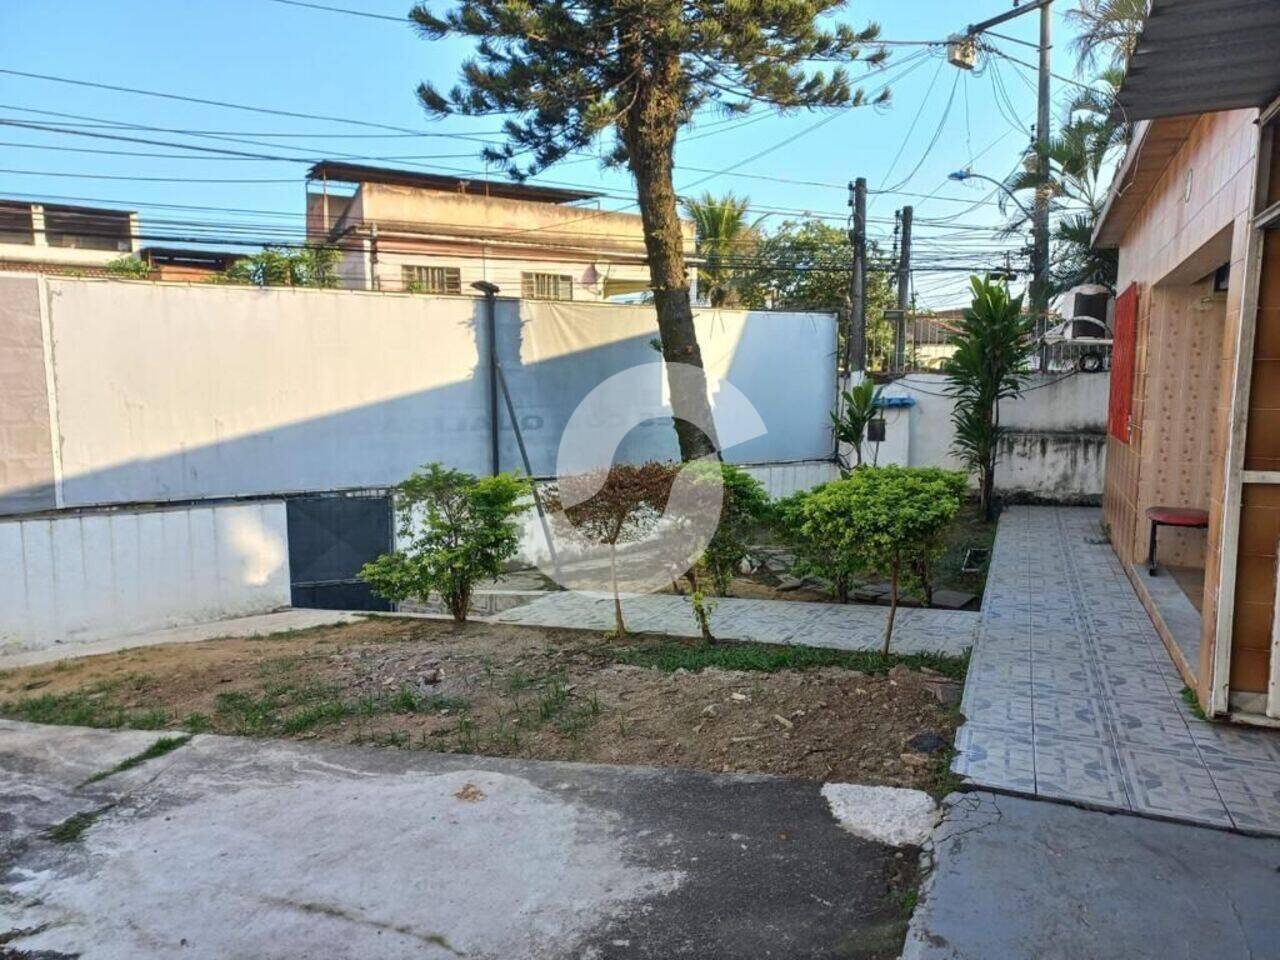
[954, 506, 1280, 834]
[490, 590, 978, 656]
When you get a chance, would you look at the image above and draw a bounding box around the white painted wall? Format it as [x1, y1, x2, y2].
[12, 278, 836, 510]
[0, 500, 290, 655]
[843, 371, 1110, 500]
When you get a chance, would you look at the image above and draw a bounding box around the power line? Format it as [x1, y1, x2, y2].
[264, 0, 409, 22]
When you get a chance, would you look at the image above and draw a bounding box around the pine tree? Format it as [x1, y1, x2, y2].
[410, 0, 887, 460]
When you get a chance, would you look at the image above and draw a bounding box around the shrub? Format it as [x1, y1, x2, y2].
[944, 277, 1036, 520]
[794, 466, 965, 652]
[105, 256, 152, 279]
[774, 484, 862, 603]
[831, 378, 882, 468]
[685, 461, 771, 596]
[360, 464, 529, 621]
[544, 462, 676, 637]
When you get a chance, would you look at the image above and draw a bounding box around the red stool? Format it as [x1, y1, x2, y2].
[1145, 506, 1209, 576]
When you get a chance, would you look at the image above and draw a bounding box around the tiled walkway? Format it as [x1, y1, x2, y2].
[955, 506, 1280, 834]
[491, 591, 977, 656]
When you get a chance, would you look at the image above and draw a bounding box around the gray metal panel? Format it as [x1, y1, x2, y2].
[1113, 0, 1280, 121]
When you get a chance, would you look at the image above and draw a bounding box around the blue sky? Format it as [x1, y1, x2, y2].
[1, 0, 1093, 308]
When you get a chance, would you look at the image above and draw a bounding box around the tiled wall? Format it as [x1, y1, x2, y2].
[1106, 109, 1259, 703]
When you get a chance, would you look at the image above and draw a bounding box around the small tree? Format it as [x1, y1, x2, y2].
[799, 467, 965, 653]
[944, 277, 1035, 521]
[410, 1, 887, 463]
[683, 192, 761, 308]
[221, 245, 339, 288]
[775, 485, 861, 603]
[831, 378, 882, 468]
[685, 462, 771, 596]
[360, 464, 529, 621]
[900, 468, 969, 607]
[545, 463, 676, 637]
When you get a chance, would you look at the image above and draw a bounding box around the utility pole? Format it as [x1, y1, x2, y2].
[1033, 2, 1053, 370]
[846, 176, 868, 375]
[894, 205, 913, 371]
[951, 0, 1053, 356]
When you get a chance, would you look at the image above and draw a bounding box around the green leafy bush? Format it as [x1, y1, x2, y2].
[685, 461, 771, 596]
[774, 483, 862, 603]
[360, 464, 529, 621]
[105, 256, 152, 279]
[831, 378, 882, 468]
[792, 466, 966, 652]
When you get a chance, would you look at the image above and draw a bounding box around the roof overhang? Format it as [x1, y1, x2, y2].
[1112, 0, 1280, 122]
[1093, 115, 1199, 248]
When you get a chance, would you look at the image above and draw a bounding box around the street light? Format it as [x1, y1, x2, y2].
[947, 169, 1034, 219]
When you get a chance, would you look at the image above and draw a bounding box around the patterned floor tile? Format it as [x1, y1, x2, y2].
[1116, 745, 1233, 828]
[1108, 699, 1199, 749]
[952, 722, 1036, 792]
[1202, 759, 1280, 831]
[1033, 732, 1130, 807]
[1032, 693, 1111, 741]
[1191, 723, 1280, 767]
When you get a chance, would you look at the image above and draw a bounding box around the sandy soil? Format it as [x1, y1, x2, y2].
[0, 618, 963, 793]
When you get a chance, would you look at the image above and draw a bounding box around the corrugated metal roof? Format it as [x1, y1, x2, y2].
[1113, 0, 1280, 121]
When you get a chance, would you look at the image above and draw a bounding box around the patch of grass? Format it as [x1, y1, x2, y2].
[1, 686, 169, 731]
[1181, 686, 1208, 721]
[80, 735, 192, 786]
[612, 638, 970, 681]
[183, 712, 212, 733]
[897, 888, 919, 918]
[44, 807, 109, 844]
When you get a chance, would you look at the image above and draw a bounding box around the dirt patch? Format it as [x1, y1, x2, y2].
[0, 618, 964, 794]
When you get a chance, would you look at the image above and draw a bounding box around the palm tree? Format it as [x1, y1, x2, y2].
[1065, 0, 1147, 71]
[683, 192, 761, 308]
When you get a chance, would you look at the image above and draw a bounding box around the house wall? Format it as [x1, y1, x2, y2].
[0, 499, 290, 655]
[1103, 108, 1258, 703]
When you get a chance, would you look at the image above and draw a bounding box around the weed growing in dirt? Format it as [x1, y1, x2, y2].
[3, 686, 169, 730]
[80, 735, 192, 786]
[44, 807, 109, 844]
[613, 639, 969, 680]
[1180, 686, 1208, 721]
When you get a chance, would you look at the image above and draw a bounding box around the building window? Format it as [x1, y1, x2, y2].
[402, 265, 462, 294]
[0, 202, 33, 246]
[522, 272, 574, 301]
[42, 205, 132, 252]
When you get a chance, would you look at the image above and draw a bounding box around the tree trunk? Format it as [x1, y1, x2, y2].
[882, 565, 898, 655]
[608, 543, 626, 637]
[624, 83, 719, 463]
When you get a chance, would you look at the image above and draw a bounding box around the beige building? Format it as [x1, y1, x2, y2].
[0, 199, 139, 275]
[304, 162, 694, 301]
[1094, 0, 1280, 723]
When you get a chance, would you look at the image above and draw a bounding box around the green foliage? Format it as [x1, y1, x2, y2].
[105, 256, 152, 279]
[2, 687, 168, 730]
[360, 464, 530, 621]
[944, 278, 1035, 520]
[774, 483, 861, 603]
[683, 192, 761, 307]
[832, 378, 882, 468]
[45, 808, 108, 844]
[220, 245, 339, 288]
[1065, 0, 1146, 71]
[685, 461, 771, 596]
[411, 2, 888, 180]
[614, 637, 969, 680]
[794, 466, 966, 652]
[80, 735, 191, 786]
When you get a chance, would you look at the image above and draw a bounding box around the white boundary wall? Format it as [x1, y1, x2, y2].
[847, 372, 1109, 500]
[0, 500, 290, 655]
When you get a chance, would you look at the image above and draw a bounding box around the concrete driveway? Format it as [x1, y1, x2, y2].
[0, 721, 919, 959]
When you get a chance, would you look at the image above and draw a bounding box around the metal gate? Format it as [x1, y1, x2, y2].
[286, 492, 394, 611]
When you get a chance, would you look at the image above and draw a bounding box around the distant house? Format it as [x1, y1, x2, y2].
[138, 247, 244, 282]
[1092, 0, 1280, 723]
[910, 310, 962, 370]
[0, 199, 138, 276]
[303, 161, 696, 300]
